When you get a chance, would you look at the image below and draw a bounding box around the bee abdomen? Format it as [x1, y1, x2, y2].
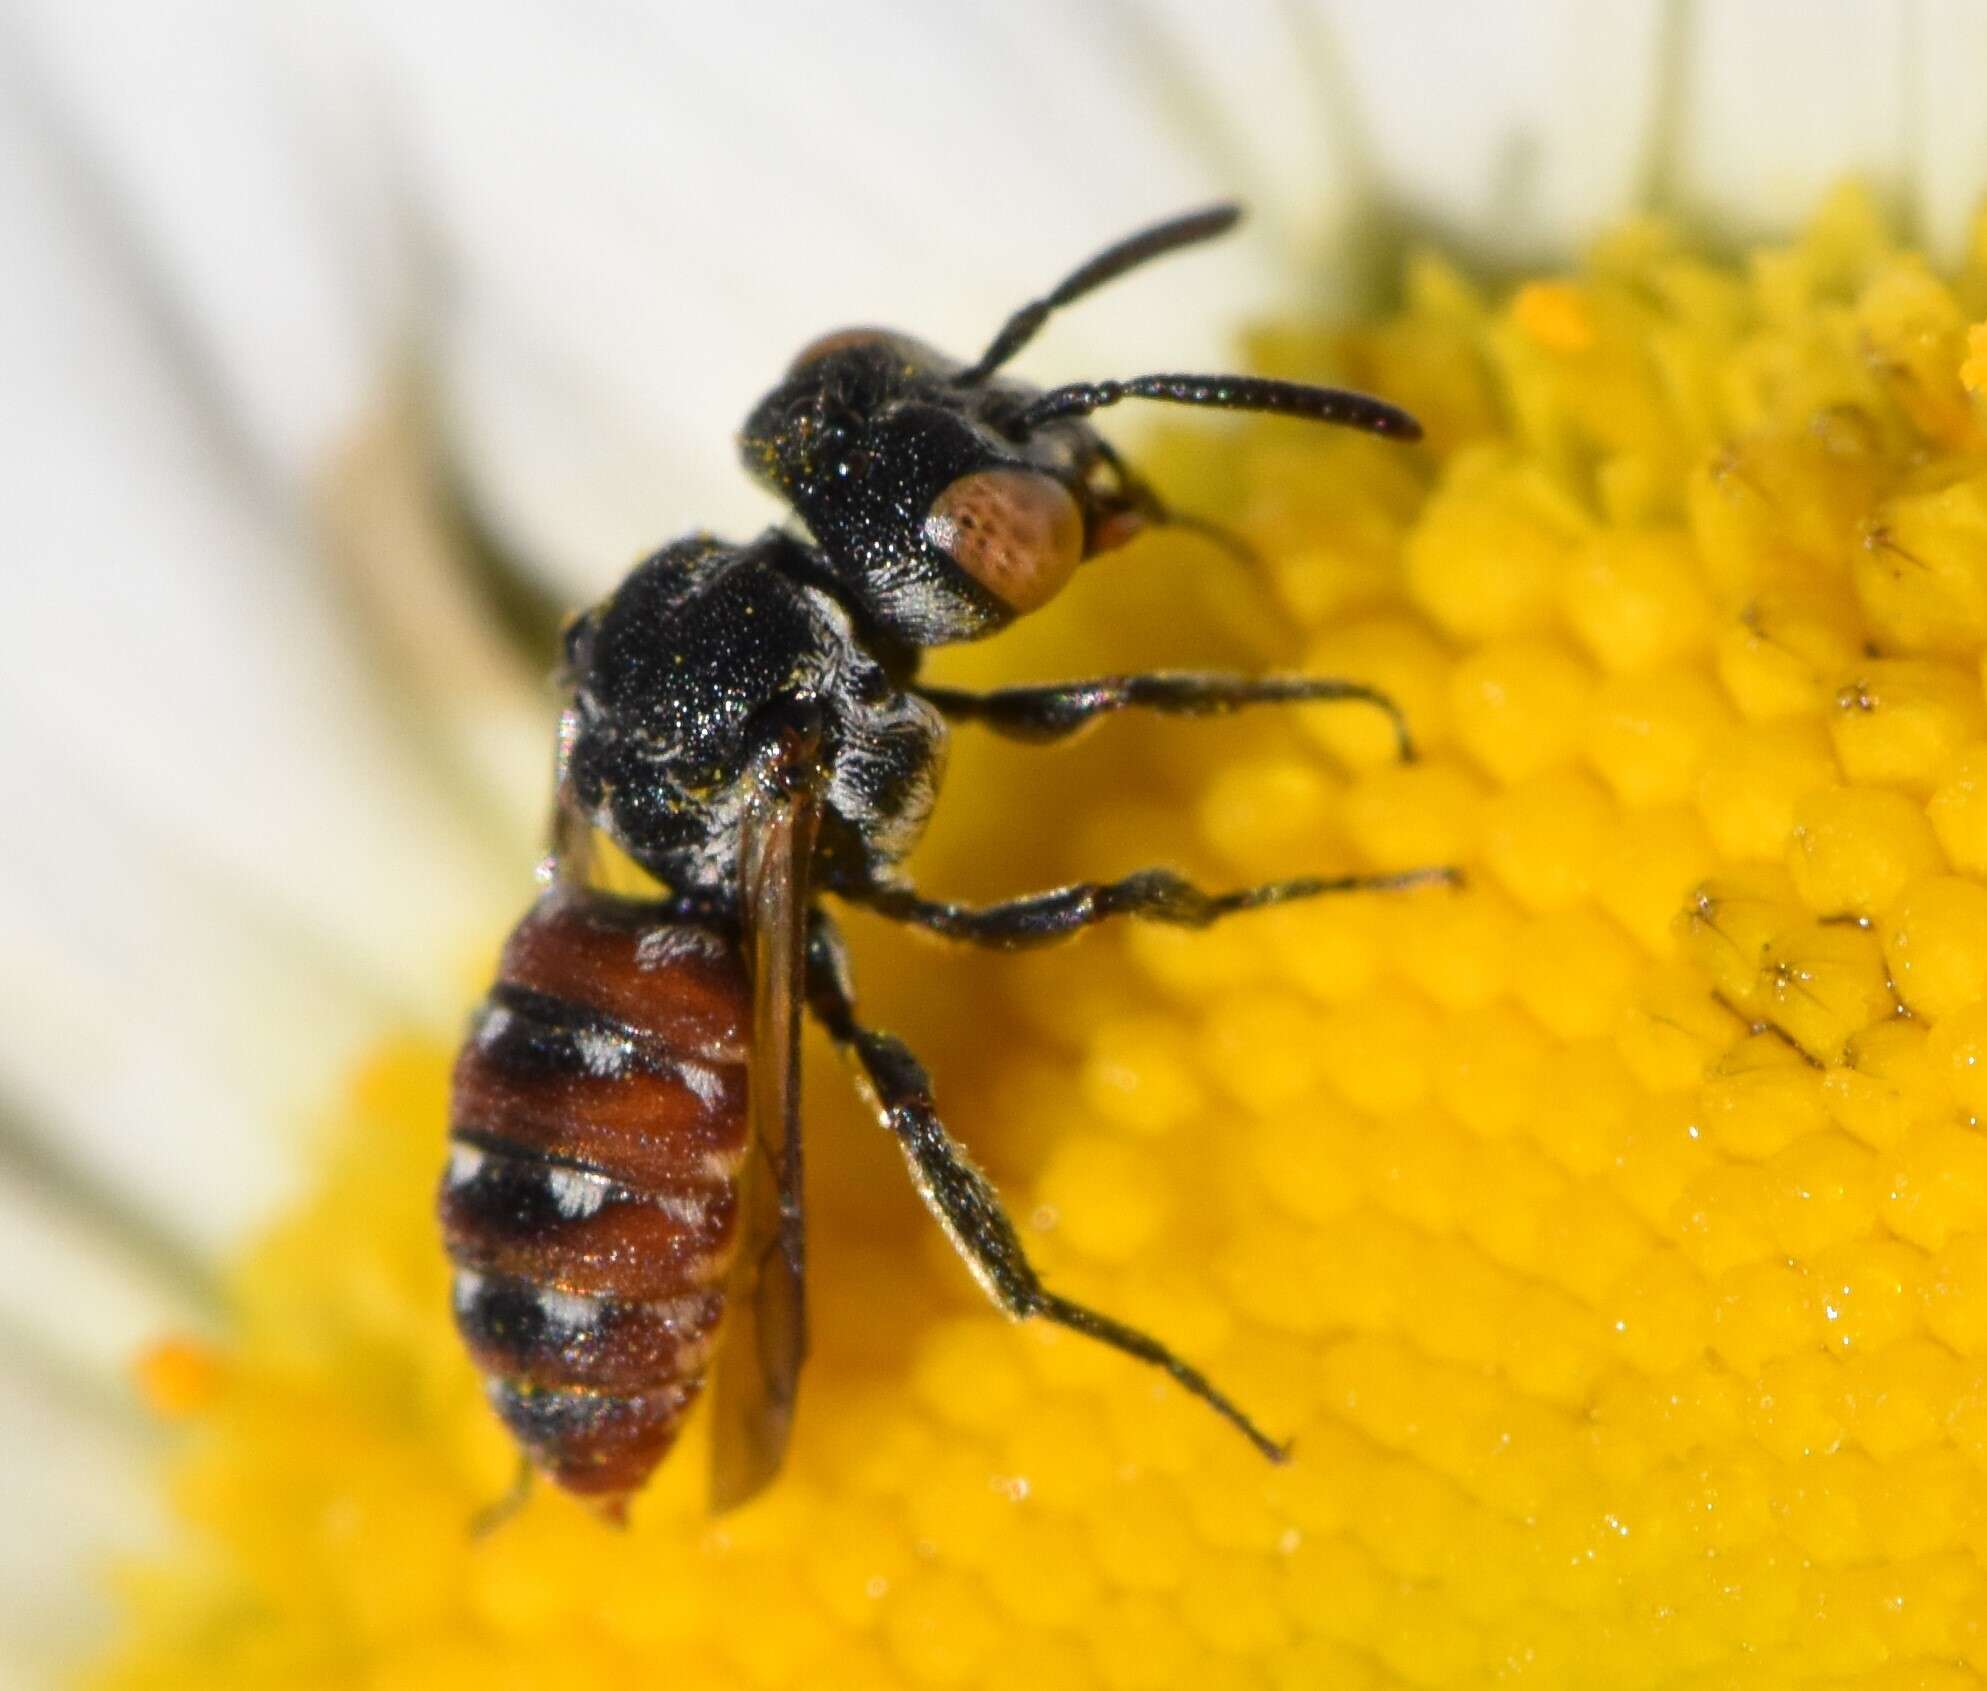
[442, 886, 751, 1508]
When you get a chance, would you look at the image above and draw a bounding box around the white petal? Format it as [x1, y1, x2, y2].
[1252, 0, 1671, 261]
[11, 1, 397, 488]
[1672, 1, 1913, 240]
[1908, 0, 1987, 258]
[0, 18, 542, 1278]
[0, 1369, 159, 1684]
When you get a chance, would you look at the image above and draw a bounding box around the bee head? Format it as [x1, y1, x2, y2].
[737, 328, 1144, 645]
[735, 206, 1420, 649]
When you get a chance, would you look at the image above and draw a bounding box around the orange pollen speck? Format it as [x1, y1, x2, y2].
[1962, 321, 1987, 394]
[133, 1336, 225, 1419]
[1512, 279, 1597, 353]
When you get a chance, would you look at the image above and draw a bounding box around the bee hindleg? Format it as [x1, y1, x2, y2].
[917, 671, 1416, 761]
[468, 1455, 536, 1539]
[841, 861, 1458, 950]
[803, 913, 1284, 1461]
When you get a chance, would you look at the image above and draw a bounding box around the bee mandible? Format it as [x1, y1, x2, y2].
[439, 204, 1449, 1522]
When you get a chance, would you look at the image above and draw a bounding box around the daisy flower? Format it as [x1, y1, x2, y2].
[11, 3, 1987, 1686]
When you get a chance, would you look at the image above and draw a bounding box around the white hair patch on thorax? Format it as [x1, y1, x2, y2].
[636, 925, 726, 969]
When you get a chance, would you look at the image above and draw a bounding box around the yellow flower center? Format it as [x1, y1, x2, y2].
[93, 184, 1987, 1688]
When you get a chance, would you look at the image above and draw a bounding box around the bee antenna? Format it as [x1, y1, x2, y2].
[1011, 373, 1423, 441]
[954, 203, 1244, 386]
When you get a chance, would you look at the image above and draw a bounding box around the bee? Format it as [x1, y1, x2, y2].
[439, 204, 1449, 1522]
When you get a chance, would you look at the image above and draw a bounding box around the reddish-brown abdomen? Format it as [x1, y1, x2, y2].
[442, 887, 750, 1510]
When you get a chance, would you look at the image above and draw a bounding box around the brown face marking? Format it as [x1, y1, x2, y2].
[923, 467, 1084, 614]
[785, 325, 896, 375]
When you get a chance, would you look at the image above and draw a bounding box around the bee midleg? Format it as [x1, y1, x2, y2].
[835, 860, 1458, 951]
[917, 671, 1416, 760]
[802, 911, 1285, 1461]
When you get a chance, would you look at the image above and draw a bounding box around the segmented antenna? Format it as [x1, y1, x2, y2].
[1013, 373, 1423, 441]
[955, 203, 1244, 386]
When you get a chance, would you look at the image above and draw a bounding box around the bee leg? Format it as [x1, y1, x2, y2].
[803, 913, 1285, 1462]
[838, 861, 1459, 950]
[468, 1455, 536, 1539]
[917, 671, 1417, 761]
[545, 707, 597, 883]
[1086, 436, 1264, 567]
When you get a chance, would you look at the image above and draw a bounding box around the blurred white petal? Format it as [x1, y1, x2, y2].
[1270, 0, 1672, 257]
[0, 31, 533, 1259]
[1902, 0, 1987, 255]
[0, 1367, 156, 1691]
[13, 2, 399, 486]
[1674, 2, 1909, 236]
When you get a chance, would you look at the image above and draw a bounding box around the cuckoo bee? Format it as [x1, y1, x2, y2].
[440, 204, 1447, 1522]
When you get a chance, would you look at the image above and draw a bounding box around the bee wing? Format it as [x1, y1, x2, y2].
[707, 769, 819, 1512]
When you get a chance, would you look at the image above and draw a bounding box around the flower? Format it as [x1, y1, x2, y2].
[13, 2, 1987, 1683]
[75, 180, 1987, 1689]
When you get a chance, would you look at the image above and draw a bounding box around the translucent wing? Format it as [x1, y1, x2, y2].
[707, 766, 819, 1512]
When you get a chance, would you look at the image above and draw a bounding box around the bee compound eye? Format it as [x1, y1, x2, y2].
[922, 468, 1084, 614]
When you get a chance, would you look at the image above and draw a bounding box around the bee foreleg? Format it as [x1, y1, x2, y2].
[1084, 436, 1262, 567]
[545, 705, 596, 884]
[802, 912, 1285, 1461]
[916, 671, 1415, 760]
[838, 861, 1459, 950]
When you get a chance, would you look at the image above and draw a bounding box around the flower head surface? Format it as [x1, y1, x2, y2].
[93, 186, 1987, 1688]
